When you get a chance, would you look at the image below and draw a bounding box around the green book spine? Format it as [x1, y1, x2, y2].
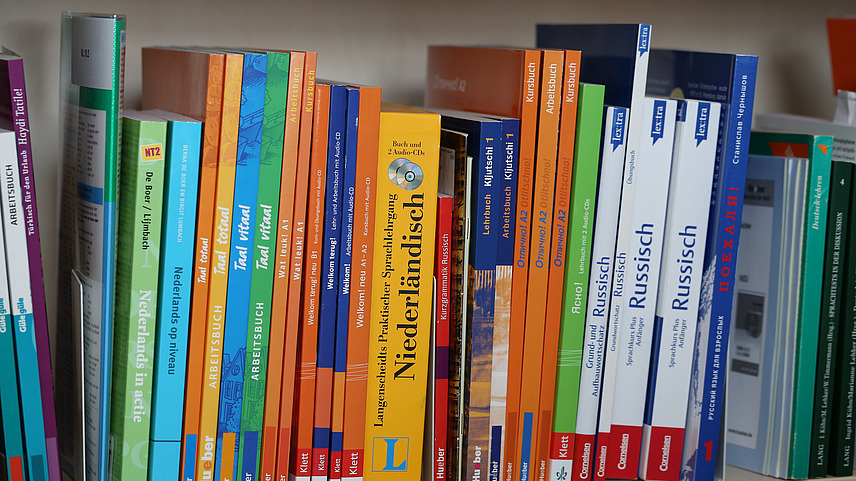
[811, 161, 852, 477]
[830, 162, 856, 476]
[549, 83, 605, 463]
[749, 132, 833, 478]
[109, 113, 166, 481]
[236, 50, 290, 480]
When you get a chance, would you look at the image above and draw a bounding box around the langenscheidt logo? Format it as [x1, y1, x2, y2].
[695, 102, 711, 146]
[611, 108, 627, 152]
[388, 158, 424, 191]
[651, 100, 666, 144]
[372, 437, 409, 472]
[638, 25, 651, 57]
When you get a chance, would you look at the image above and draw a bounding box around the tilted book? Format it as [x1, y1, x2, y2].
[432, 193, 455, 481]
[56, 14, 126, 480]
[646, 50, 758, 481]
[109, 111, 167, 481]
[363, 104, 440, 480]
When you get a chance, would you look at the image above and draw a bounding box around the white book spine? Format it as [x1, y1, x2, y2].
[607, 97, 677, 479]
[555, 106, 626, 481]
[638, 100, 721, 481]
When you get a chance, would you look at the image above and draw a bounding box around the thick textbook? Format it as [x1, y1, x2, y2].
[726, 154, 809, 478]
[56, 13, 126, 481]
[748, 131, 832, 479]
[640, 100, 721, 481]
[109, 111, 167, 481]
[363, 104, 440, 480]
[646, 49, 758, 481]
[147, 110, 202, 481]
[0, 52, 60, 481]
[141, 46, 226, 481]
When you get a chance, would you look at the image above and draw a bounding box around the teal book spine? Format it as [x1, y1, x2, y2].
[237, 49, 290, 481]
[109, 112, 167, 481]
[147, 111, 202, 481]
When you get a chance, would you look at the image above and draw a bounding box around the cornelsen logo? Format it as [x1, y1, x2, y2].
[611, 108, 627, 152]
[638, 25, 651, 56]
[695, 103, 711, 146]
[617, 433, 630, 470]
[596, 445, 607, 477]
[579, 442, 591, 479]
[388, 158, 424, 191]
[659, 435, 672, 472]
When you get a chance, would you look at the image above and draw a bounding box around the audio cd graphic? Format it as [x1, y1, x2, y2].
[388, 157, 423, 191]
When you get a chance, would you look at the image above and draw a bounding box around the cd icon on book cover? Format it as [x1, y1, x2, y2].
[388, 157, 423, 191]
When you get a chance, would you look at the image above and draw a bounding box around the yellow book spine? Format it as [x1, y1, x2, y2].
[363, 105, 440, 481]
[194, 52, 243, 481]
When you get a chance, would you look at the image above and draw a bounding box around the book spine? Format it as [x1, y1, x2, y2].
[515, 49, 563, 481]
[237, 50, 290, 481]
[3, 59, 61, 481]
[329, 87, 360, 481]
[0, 131, 25, 481]
[546, 83, 606, 481]
[489, 117, 519, 481]
[606, 97, 677, 480]
[109, 116, 166, 481]
[683, 56, 757, 481]
[214, 52, 267, 481]
[567, 106, 627, 481]
[312, 83, 348, 481]
[534, 54, 586, 481]
[789, 138, 833, 479]
[259, 50, 304, 481]
[194, 52, 243, 481]
[340, 86, 381, 481]
[830, 162, 856, 476]
[435, 195, 455, 481]
[362, 107, 440, 480]
[291, 83, 330, 481]
[463, 120, 501, 481]
[813, 161, 852, 477]
[504, 50, 541, 481]
[275, 52, 317, 481]
[639, 100, 720, 481]
[177, 53, 225, 481]
[148, 117, 202, 481]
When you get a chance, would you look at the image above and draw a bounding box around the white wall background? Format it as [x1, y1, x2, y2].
[1, 0, 852, 348]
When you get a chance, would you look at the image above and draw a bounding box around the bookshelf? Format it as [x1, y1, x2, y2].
[1, 1, 853, 480]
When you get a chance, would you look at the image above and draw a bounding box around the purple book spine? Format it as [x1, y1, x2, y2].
[5, 57, 60, 481]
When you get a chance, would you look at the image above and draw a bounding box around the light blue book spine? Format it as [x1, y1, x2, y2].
[215, 52, 266, 481]
[2, 127, 49, 481]
[147, 113, 202, 481]
[0, 131, 25, 480]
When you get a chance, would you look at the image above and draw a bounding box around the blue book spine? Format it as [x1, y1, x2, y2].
[688, 56, 758, 481]
[312, 83, 348, 476]
[489, 117, 519, 481]
[147, 116, 202, 481]
[215, 52, 267, 481]
[330, 87, 360, 476]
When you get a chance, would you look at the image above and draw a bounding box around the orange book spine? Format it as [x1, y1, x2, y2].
[276, 51, 318, 481]
[533, 50, 581, 481]
[291, 83, 330, 481]
[170, 53, 224, 481]
[260, 50, 305, 481]
[503, 49, 542, 481]
[512, 49, 564, 481]
[340, 86, 382, 481]
[194, 52, 244, 481]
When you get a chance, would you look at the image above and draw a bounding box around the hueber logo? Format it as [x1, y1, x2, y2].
[617, 433, 630, 470]
[660, 435, 672, 472]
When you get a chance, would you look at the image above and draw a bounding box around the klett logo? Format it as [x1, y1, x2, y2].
[372, 437, 409, 472]
[611, 108, 627, 152]
[141, 143, 164, 162]
[695, 103, 711, 146]
[638, 25, 651, 56]
[651, 100, 666, 144]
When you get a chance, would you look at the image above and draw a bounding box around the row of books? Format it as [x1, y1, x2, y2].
[0, 51, 61, 481]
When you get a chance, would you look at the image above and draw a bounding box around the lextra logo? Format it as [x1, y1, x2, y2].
[372, 437, 409, 472]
